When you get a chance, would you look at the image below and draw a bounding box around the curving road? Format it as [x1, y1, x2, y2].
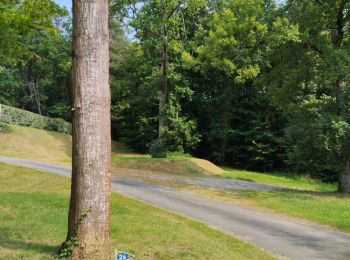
[1, 156, 350, 260]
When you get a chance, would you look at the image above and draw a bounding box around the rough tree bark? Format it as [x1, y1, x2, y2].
[66, 0, 111, 258]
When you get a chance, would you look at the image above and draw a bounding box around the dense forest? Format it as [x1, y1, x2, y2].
[1, 0, 350, 188]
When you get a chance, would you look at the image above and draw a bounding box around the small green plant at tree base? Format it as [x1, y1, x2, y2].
[149, 139, 167, 158]
[0, 122, 11, 133]
[56, 208, 92, 259]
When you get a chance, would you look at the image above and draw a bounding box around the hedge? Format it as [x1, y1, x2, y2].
[0, 104, 72, 134]
[0, 122, 11, 133]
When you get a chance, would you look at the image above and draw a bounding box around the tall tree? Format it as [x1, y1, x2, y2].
[130, 0, 201, 149]
[0, 0, 70, 115]
[109, 0, 202, 155]
[262, 0, 350, 192]
[63, 0, 112, 258]
[183, 0, 297, 166]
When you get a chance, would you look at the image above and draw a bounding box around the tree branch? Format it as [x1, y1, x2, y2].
[167, 2, 182, 19]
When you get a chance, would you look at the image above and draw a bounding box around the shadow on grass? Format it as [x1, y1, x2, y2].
[113, 157, 153, 161]
[0, 238, 58, 256]
[285, 189, 350, 199]
[235, 177, 256, 183]
[226, 188, 349, 200]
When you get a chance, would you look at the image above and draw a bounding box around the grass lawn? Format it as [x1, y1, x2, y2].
[0, 163, 274, 259]
[0, 124, 214, 176]
[113, 152, 224, 176]
[0, 124, 72, 166]
[189, 188, 350, 232]
[221, 168, 337, 192]
[112, 156, 206, 176]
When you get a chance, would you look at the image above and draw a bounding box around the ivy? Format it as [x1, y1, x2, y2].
[56, 208, 92, 259]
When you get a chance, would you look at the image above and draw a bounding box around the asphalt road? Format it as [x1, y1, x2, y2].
[1, 156, 350, 260]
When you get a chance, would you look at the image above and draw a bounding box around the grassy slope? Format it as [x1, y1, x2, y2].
[0, 163, 273, 259]
[0, 124, 72, 166]
[113, 157, 207, 176]
[0, 124, 212, 174]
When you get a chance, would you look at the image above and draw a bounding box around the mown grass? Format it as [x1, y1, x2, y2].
[221, 168, 337, 192]
[0, 163, 274, 259]
[112, 156, 205, 176]
[248, 190, 350, 231]
[112, 152, 193, 162]
[191, 188, 350, 232]
[0, 124, 72, 166]
[0, 125, 207, 175]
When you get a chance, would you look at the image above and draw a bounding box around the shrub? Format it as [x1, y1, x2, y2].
[0, 104, 71, 134]
[149, 138, 167, 158]
[0, 122, 11, 133]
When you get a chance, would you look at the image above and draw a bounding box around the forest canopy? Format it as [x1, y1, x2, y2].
[1, 0, 350, 186]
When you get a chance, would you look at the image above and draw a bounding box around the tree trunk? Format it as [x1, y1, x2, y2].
[158, 24, 168, 139]
[67, 0, 111, 259]
[334, 78, 350, 193]
[331, 1, 349, 193]
[338, 161, 350, 193]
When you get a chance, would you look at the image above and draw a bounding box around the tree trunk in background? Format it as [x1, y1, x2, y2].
[334, 78, 350, 194]
[339, 161, 350, 193]
[333, 1, 350, 194]
[158, 24, 168, 139]
[67, 0, 111, 258]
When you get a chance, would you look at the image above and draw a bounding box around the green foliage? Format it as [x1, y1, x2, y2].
[109, 31, 159, 152]
[0, 0, 68, 64]
[2, 0, 349, 183]
[110, 0, 204, 154]
[161, 95, 200, 152]
[0, 104, 71, 134]
[187, 0, 299, 81]
[149, 139, 167, 158]
[176, 0, 296, 170]
[286, 95, 350, 181]
[109, 0, 291, 171]
[56, 208, 91, 259]
[48, 102, 71, 121]
[0, 122, 11, 133]
[56, 236, 79, 259]
[260, 0, 350, 182]
[0, 0, 71, 119]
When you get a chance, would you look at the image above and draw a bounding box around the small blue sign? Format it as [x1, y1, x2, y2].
[116, 252, 133, 260]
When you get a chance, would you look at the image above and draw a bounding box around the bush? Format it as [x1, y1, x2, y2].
[149, 139, 167, 158]
[0, 104, 71, 134]
[0, 122, 11, 133]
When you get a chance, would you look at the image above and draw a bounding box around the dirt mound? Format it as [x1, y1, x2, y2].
[190, 158, 224, 174]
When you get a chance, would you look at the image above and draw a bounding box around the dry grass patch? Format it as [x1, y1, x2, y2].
[0, 125, 71, 166]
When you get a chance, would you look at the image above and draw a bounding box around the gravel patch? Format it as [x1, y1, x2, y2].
[184, 177, 286, 191]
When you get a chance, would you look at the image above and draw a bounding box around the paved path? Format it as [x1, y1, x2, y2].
[1, 156, 350, 260]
